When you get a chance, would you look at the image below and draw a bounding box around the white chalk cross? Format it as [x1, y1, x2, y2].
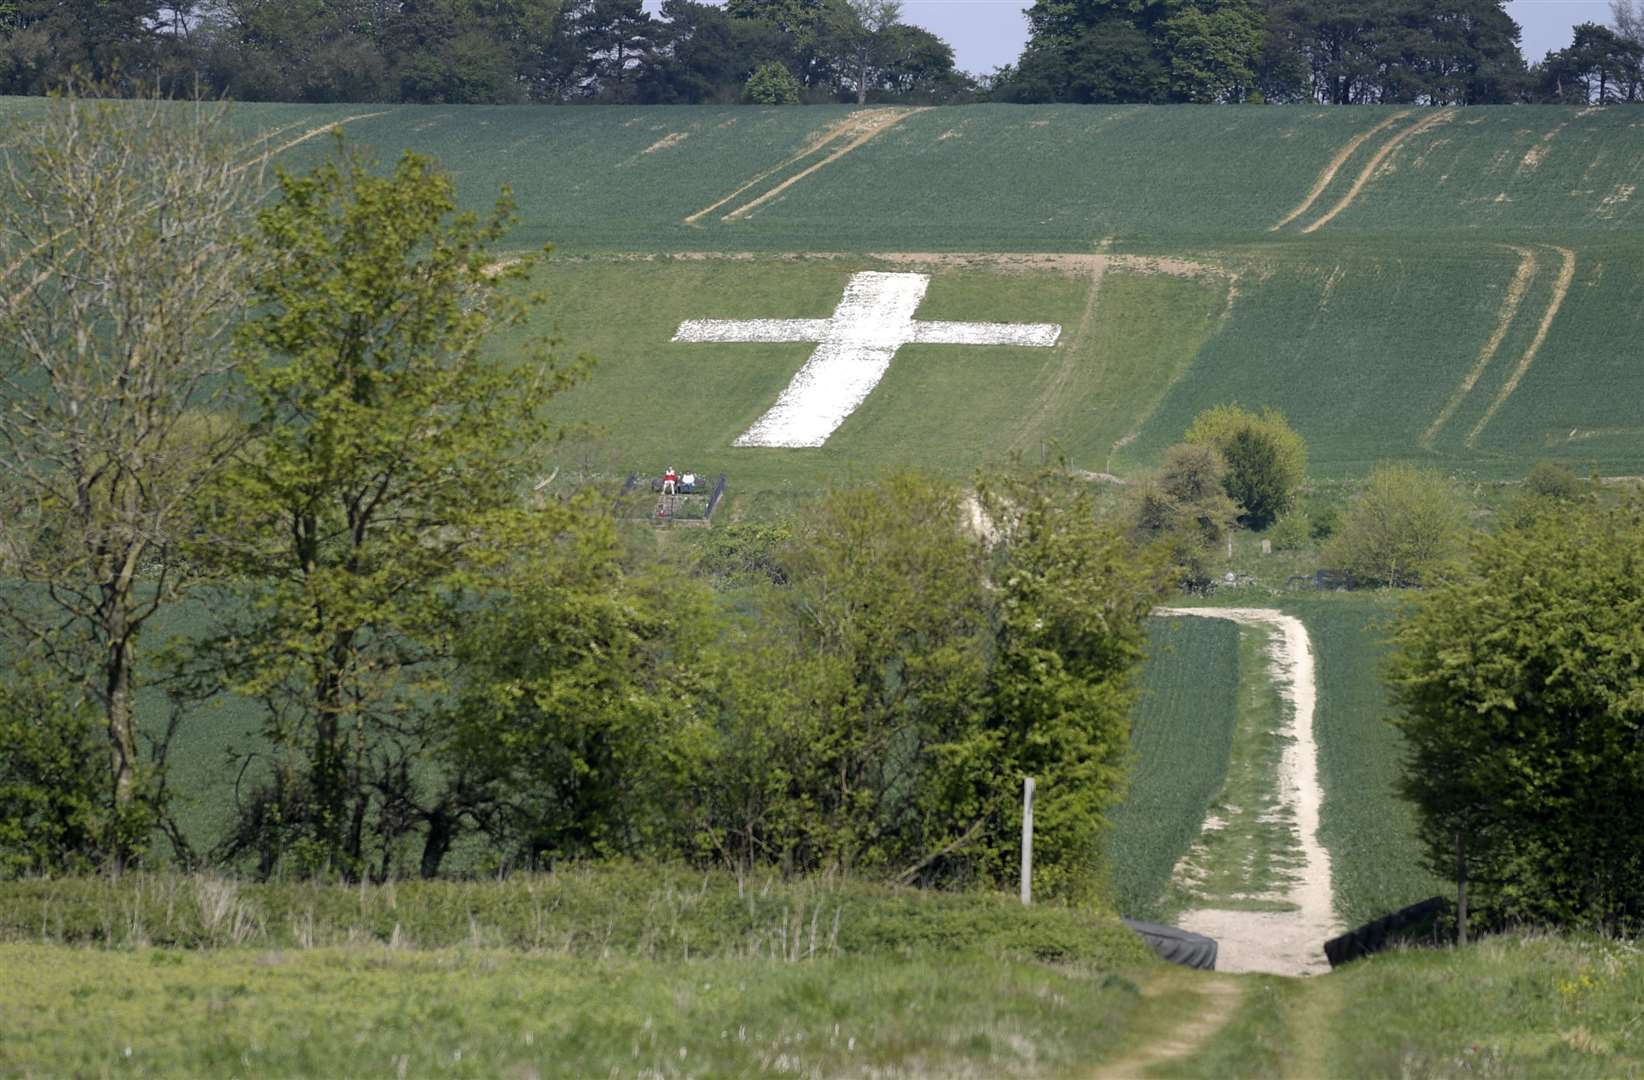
[671, 271, 1062, 448]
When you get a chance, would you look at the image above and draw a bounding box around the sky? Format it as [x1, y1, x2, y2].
[891, 0, 1618, 78]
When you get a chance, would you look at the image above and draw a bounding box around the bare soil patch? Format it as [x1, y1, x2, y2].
[641, 131, 689, 155]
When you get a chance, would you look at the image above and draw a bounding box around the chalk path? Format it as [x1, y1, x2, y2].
[1155, 608, 1341, 977]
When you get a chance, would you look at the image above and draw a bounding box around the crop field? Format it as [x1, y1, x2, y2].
[1105, 616, 1240, 920]
[1285, 595, 1449, 929]
[3, 98, 1641, 484]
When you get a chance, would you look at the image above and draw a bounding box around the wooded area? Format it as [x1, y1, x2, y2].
[3, 0, 1642, 105]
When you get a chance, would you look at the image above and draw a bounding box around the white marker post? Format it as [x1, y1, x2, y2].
[1021, 776, 1035, 907]
[672, 272, 1061, 448]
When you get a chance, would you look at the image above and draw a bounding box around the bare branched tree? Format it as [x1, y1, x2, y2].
[0, 90, 266, 866]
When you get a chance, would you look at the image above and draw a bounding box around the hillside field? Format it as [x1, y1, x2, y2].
[3, 99, 1639, 485]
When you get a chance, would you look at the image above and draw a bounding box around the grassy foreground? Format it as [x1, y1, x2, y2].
[1164, 934, 1644, 1079]
[0, 868, 1158, 1077]
[0, 945, 1152, 1077]
[2, 870, 1641, 1077]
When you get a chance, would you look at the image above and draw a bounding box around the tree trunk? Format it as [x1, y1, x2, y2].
[106, 609, 140, 872]
[421, 805, 456, 879]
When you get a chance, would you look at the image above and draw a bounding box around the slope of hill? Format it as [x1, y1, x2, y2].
[4, 98, 1639, 480]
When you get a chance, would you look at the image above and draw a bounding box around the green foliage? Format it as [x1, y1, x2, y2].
[1267, 511, 1312, 552]
[975, 466, 1165, 898]
[1185, 404, 1308, 529]
[744, 59, 801, 102]
[770, 473, 991, 877]
[1324, 464, 1467, 588]
[1387, 501, 1644, 933]
[1319, 934, 1644, 1076]
[1525, 460, 1583, 500]
[0, 671, 117, 877]
[691, 520, 794, 585]
[0, 940, 1154, 1077]
[448, 505, 719, 867]
[1124, 443, 1239, 592]
[190, 139, 567, 880]
[0, 865, 1152, 966]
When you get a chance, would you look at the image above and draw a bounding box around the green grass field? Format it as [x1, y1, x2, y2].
[1106, 616, 1240, 920]
[6, 98, 1641, 483]
[1286, 595, 1450, 929]
[0, 868, 1159, 1078]
[4, 871, 1641, 1078]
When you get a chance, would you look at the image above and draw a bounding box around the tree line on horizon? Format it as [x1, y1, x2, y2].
[2, 0, 1643, 106]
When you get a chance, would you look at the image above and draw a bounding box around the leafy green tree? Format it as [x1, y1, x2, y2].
[823, 0, 900, 103]
[1261, 0, 1524, 104]
[1387, 500, 1644, 933]
[974, 466, 1164, 898]
[0, 0, 170, 95]
[874, 23, 967, 99]
[197, 0, 393, 103]
[1124, 443, 1239, 592]
[745, 58, 801, 101]
[774, 474, 990, 876]
[1536, 20, 1643, 102]
[640, 0, 783, 103]
[998, 15, 1167, 103]
[0, 92, 264, 866]
[1324, 464, 1467, 587]
[193, 141, 568, 880]
[1164, 3, 1262, 102]
[447, 502, 718, 869]
[1185, 404, 1308, 529]
[0, 668, 118, 877]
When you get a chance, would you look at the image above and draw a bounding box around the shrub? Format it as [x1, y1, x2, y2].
[1184, 404, 1307, 528]
[0, 673, 114, 877]
[1123, 443, 1238, 592]
[1524, 461, 1581, 501]
[1267, 511, 1311, 551]
[745, 62, 801, 104]
[1387, 500, 1644, 933]
[1324, 464, 1467, 587]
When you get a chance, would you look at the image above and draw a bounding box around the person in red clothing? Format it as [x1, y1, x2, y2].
[662, 466, 678, 495]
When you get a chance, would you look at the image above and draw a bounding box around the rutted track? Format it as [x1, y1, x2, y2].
[1273, 109, 1413, 231]
[1300, 108, 1457, 233]
[1466, 244, 1578, 447]
[1157, 608, 1340, 977]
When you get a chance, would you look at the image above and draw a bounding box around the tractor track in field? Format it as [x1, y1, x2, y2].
[230, 112, 391, 175]
[1273, 110, 1414, 231]
[1422, 244, 1538, 448]
[1009, 255, 1108, 454]
[685, 108, 924, 225]
[1092, 973, 1244, 1079]
[1156, 608, 1339, 977]
[1301, 108, 1457, 233]
[1467, 244, 1577, 447]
